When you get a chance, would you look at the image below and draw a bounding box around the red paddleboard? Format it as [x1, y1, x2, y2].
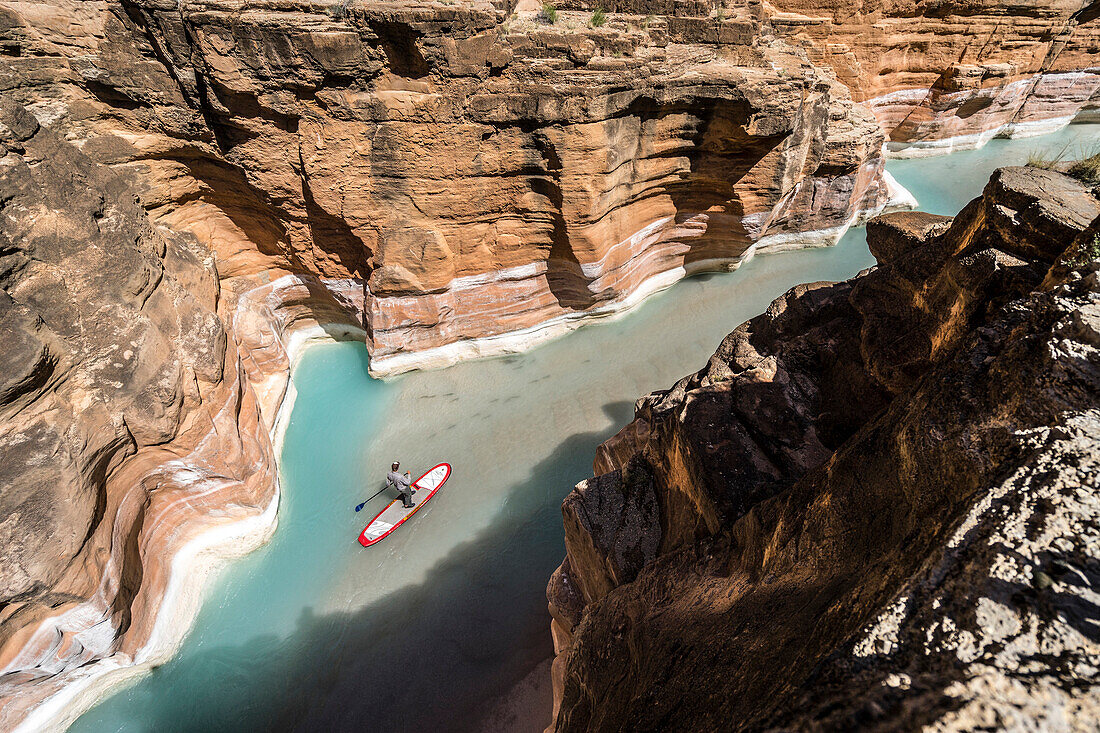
[359, 463, 451, 547]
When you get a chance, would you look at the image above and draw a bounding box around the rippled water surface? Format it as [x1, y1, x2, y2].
[71, 125, 1099, 732]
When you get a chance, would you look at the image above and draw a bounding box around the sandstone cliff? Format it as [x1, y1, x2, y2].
[0, 97, 283, 729]
[2, 1, 1095, 377]
[766, 0, 1100, 154]
[558, 0, 1100, 154]
[547, 166, 1100, 729]
[0, 0, 911, 377]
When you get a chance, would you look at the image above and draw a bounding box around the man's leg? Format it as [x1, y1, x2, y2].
[401, 490, 414, 508]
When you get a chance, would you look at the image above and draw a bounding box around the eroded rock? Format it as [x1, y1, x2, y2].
[549, 165, 1100, 730]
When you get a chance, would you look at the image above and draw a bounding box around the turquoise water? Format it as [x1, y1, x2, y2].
[70, 124, 1099, 732]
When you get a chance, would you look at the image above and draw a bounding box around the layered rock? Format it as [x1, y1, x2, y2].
[561, 0, 1100, 154]
[0, 97, 280, 729]
[764, 0, 1100, 154]
[0, 0, 909, 377]
[0, 95, 365, 730]
[3, 0, 1092, 380]
[547, 165, 1100, 729]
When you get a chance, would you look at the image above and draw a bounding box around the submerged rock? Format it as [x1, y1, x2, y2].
[548, 165, 1100, 730]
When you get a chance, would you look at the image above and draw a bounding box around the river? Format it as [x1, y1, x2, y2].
[69, 124, 1100, 732]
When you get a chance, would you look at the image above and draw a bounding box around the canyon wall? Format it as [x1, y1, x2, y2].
[0, 0, 1097, 729]
[0, 91, 363, 728]
[0, 0, 909, 377]
[0, 97, 284, 730]
[558, 0, 1100, 154]
[765, 0, 1100, 155]
[547, 165, 1100, 729]
[3, 1, 1097, 376]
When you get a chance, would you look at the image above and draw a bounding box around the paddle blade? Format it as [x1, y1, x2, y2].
[355, 502, 365, 512]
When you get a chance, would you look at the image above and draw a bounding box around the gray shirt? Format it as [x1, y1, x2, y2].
[387, 470, 411, 493]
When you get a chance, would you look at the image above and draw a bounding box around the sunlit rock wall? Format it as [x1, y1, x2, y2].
[0, 0, 903, 377]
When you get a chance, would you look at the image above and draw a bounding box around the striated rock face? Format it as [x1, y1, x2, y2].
[547, 166, 1100, 730]
[1, 1, 1094, 377]
[0, 90, 366, 729]
[763, 0, 1100, 154]
[0, 97, 281, 728]
[567, 0, 1100, 152]
[0, 0, 909, 377]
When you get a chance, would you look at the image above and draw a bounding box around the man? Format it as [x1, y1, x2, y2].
[386, 461, 416, 509]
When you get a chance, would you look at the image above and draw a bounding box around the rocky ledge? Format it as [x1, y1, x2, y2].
[547, 164, 1100, 730]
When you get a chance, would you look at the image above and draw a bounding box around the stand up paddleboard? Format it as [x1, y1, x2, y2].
[359, 463, 451, 547]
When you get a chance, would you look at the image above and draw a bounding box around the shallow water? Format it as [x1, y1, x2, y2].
[70, 124, 1099, 733]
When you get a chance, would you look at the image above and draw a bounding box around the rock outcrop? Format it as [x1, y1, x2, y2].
[561, 0, 1100, 154]
[547, 166, 1100, 729]
[764, 0, 1100, 154]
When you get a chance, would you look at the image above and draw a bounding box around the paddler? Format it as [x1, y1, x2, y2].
[386, 461, 416, 508]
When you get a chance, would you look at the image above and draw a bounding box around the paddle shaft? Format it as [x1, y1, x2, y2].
[355, 476, 417, 511]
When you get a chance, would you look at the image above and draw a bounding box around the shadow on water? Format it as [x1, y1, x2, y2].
[129, 405, 633, 733]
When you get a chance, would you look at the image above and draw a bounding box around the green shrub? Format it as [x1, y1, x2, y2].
[329, 0, 352, 19]
[1064, 233, 1100, 270]
[541, 2, 557, 23]
[591, 7, 606, 27]
[1067, 150, 1100, 185]
[1025, 145, 1067, 170]
[1026, 143, 1100, 185]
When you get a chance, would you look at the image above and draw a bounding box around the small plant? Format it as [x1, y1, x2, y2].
[1067, 149, 1100, 185]
[329, 0, 352, 19]
[1025, 151, 1058, 170]
[541, 2, 558, 24]
[1064, 233, 1100, 270]
[643, 13, 656, 29]
[715, 5, 725, 21]
[1025, 144, 1068, 170]
[590, 7, 606, 27]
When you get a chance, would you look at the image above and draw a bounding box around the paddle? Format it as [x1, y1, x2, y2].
[355, 475, 417, 512]
[355, 483, 388, 512]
